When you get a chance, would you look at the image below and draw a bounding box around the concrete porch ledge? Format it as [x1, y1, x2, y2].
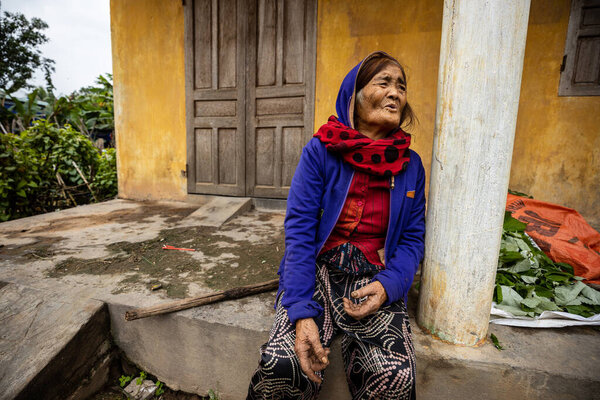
[108, 286, 600, 400]
[1, 199, 599, 399]
[0, 282, 112, 400]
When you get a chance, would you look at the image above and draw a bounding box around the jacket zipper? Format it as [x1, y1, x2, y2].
[383, 175, 395, 266]
[317, 170, 355, 255]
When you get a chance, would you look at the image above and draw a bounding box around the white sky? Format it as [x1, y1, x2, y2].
[2, 0, 112, 96]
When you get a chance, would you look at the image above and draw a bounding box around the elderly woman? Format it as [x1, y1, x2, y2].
[247, 51, 426, 400]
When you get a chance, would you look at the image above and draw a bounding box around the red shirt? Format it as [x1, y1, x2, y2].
[319, 171, 390, 266]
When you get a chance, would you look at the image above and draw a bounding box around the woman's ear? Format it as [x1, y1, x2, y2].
[349, 93, 357, 129]
[351, 90, 364, 129]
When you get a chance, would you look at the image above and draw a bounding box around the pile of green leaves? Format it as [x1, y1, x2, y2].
[494, 212, 600, 318]
[0, 119, 117, 221]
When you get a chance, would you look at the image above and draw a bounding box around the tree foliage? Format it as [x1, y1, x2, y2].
[0, 6, 117, 221]
[1, 74, 114, 145]
[0, 3, 55, 93]
[55, 74, 114, 138]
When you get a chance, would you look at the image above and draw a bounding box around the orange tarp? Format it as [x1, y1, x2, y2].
[506, 194, 600, 285]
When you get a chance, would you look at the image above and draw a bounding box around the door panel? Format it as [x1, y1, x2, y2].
[283, 0, 305, 84]
[256, 0, 277, 86]
[186, 0, 246, 196]
[218, 0, 237, 88]
[255, 128, 275, 186]
[281, 126, 304, 187]
[194, 129, 212, 182]
[193, 0, 212, 89]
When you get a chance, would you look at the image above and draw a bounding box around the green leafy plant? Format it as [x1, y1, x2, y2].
[495, 212, 600, 318]
[0, 119, 117, 221]
[5, 88, 47, 132]
[69, 74, 114, 136]
[0, 130, 40, 220]
[92, 148, 117, 199]
[507, 188, 533, 199]
[136, 371, 147, 385]
[119, 374, 133, 388]
[155, 380, 165, 396]
[208, 389, 219, 400]
[490, 333, 504, 351]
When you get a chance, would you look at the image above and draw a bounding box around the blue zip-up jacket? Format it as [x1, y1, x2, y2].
[276, 139, 426, 324]
[276, 51, 427, 324]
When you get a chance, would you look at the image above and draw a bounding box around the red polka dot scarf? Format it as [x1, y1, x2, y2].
[314, 116, 411, 177]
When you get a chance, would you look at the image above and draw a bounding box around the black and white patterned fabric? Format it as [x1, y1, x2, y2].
[247, 257, 416, 400]
[318, 243, 384, 275]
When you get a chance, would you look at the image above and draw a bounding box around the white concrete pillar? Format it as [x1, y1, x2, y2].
[417, 0, 531, 346]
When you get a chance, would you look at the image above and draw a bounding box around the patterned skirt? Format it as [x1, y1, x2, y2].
[247, 244, 416, 400]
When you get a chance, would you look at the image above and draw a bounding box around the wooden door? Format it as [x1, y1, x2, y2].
[185, 0, 316, 198]
[185, 0, 247, 196]
[245, 0, 317, 197]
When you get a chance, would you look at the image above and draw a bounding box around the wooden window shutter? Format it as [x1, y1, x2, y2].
[559, 0, 600, 96]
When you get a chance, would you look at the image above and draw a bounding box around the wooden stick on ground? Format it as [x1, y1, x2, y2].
[124, 278, 279, 321]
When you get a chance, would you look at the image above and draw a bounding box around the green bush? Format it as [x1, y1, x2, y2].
[0, 130, 43, 220]
[92, 148, 117, 199]
[0, 119, 117, 221]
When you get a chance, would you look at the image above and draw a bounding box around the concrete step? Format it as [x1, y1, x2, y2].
[109, 287, 600, 400]
[182, 195, 252, 227]
[0, 282, 112, 400]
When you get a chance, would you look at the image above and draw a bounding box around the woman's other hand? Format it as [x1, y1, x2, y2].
[294, 318, 330, 384]
[343, 281, 388, 320]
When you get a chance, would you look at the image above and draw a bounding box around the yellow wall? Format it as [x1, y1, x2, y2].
[314, 0, 443, 207]
[315, 0, 600, 227]
[512, 1, 600, 227]
[110, 0, 187, 201]
[110, 0, 599, 227]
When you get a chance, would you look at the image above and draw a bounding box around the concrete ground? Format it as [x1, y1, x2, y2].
[1, 197, 599, 399]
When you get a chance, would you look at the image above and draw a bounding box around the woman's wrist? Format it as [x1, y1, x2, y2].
[295, 317, 313, 329]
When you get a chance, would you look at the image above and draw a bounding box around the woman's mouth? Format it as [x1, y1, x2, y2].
[384, 104, 398, 111]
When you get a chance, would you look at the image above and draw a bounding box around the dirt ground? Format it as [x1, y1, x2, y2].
[47, 222, 284, 298]
[0, 199, 285, 302]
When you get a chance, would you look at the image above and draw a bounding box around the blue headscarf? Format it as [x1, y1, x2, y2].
[335, 51, 397, 128]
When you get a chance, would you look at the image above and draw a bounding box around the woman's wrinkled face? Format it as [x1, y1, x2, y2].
[355, 64, 407, 134]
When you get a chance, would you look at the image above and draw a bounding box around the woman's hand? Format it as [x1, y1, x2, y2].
[343, 281, 388, 320]
[294, 318, 330, 384]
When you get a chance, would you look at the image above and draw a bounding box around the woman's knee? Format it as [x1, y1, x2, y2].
[257, 345, 306, 383]
[249, 348, 319, 399]
[344, 344, 415, 399]
[382, 365, 415, 398]
[349, 366, 414, 400]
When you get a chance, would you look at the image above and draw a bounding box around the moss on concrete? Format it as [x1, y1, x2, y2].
[0, 236, 65, 261]
[47, 224, 284, 298]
